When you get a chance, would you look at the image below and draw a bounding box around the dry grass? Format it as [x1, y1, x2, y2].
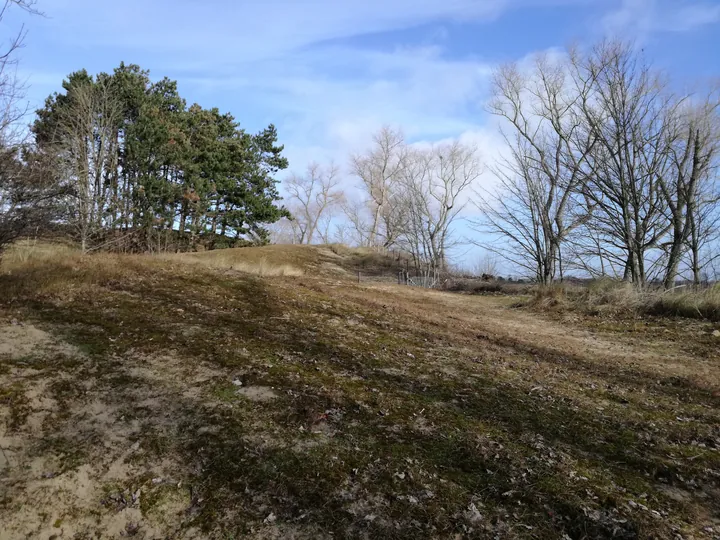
[647, 286, 720, 320]
[177, 243, 410, 279]
[170, 251, 305, 277]
[530, 279, 720, 322]
[443, 278, 534, 296]
[1, 239, 78, 272]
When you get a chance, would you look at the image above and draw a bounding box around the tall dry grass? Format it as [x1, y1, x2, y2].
[1, 239, 79, 272]
[163, 252, 304, 277]
[529, 279, 720, 321]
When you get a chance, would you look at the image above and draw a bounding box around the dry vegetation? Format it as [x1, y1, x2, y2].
[1, 243, 720, 539]
[530, 280, 720, 322]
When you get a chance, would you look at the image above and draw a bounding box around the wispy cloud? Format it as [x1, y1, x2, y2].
[217, 45, 496, 171]
[603, 0, 720, 37]
[16, 0, 719, 179]
[37, 0, 509, 63]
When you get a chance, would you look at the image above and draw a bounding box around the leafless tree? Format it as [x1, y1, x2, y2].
[399, 141, 481, 275]
[474, 40, 719, 288]
[341, 198, 372, 246]
[350, 126, 406, 248]
[473, 250, 500, 277]
[266, 217, 296, 244]
[53, 80, 122, 252]
[658, 91, 720, 287]
[283, 162, 344, 245]
[0, 1, 61, 257]
[473, 51, 596, 284]
[0, 1, 41, 145]
[572, 41, 676, 286]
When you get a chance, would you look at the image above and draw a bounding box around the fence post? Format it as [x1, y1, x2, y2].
[357, 271, 361, 283]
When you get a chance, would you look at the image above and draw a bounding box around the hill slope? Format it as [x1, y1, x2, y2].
[1, 246, 719, 538]
[177, 243, 409, 279]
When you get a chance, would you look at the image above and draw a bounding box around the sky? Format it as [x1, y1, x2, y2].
[5, 0, 720, 269]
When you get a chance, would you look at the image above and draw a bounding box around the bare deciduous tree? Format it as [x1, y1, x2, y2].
[400, 142, 481, 275]
[473, 51, 595, 284]
[472, 250, 500, 277]
[350, 126, 406, 248]
[0, 0, 61, 258]
[52, 80, 122, 252]
[0, 1, 41, 144]
[284, 162, 344, 244]
[474, 40, 720, 289]
[573, 41, 676, 286]
[659, 92, 720, 287]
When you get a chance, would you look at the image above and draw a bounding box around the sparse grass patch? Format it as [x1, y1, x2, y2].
[211, 381, 241, 402]
[176, 252, 304, 276]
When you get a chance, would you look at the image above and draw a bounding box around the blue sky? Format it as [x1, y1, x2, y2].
[6, 0, 720, 267]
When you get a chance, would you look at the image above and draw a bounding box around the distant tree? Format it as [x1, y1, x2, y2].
[399, 141, 481, 273]
[350, 126, 406, 248]
[473, 251, 500, 278]
[284, 162, 344, 244]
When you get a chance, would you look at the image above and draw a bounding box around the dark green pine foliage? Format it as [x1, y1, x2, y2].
[32, 64, 289, 251]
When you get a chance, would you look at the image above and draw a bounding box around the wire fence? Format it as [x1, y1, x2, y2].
[354, 269, 446, 289]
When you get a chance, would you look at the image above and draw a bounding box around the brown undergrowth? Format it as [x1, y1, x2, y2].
[529, 280, 720, 322]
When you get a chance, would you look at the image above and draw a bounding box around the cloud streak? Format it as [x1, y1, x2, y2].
[603, 0, 720, 37]
[37, 0, 510, 63]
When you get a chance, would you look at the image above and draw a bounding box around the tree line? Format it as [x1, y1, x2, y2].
[476, 41, 720, 287]
[1, 0, 718, 289]
[279, 41, 720, 288]
[277, 128, 482, 280]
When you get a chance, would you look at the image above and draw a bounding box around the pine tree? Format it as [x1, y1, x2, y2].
[32, 64, 289, 252]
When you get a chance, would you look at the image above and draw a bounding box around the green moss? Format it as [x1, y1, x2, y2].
[211, 382, 240, 402]
[0, 382, 29, 430]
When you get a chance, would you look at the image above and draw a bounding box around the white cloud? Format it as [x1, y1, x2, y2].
[37, 0, 509, 63]
[184, 45, 495, 173]
[603, 0, 720, 37]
